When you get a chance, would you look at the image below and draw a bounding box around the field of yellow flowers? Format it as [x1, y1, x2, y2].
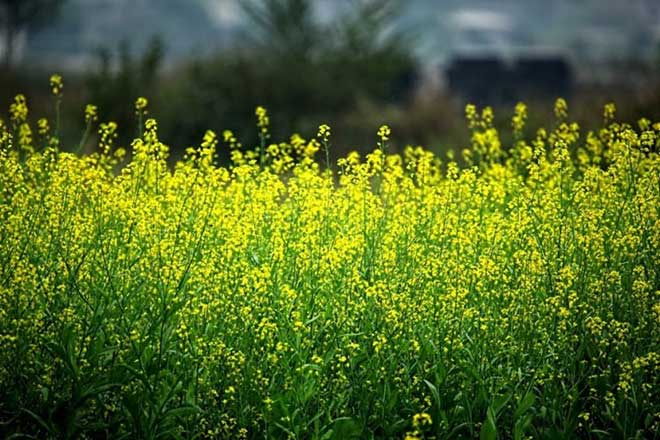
[0, 77, 659, 439]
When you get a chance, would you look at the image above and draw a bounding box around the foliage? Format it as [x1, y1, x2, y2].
[0, 82, 659, 439]
[85, 36, 164, 146]
[158, 0, 417, 153]
[240, 0, 321, 58]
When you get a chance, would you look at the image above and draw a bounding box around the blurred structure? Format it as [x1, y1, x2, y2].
[445, 9, 573, 105]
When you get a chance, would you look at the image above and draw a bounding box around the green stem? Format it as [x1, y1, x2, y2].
[76, 123, 92, 155]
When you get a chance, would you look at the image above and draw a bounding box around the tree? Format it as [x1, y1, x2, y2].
[239, 0, 320, 59]
[237, 0, 416, 102]
[238, 0, 410, 60]
[0, 0, 66, 68]
[157, 0, 418, 156]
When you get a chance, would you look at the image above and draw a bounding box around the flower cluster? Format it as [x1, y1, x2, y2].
[49, 74, 63, 97]
[0, 81, 659, 439]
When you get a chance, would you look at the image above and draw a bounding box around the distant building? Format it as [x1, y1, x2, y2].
[444, 8, 573, 105]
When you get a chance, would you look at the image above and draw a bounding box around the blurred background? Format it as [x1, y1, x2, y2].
[2, 0, 660, 160]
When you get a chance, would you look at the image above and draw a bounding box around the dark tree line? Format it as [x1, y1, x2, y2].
[156, 0, 418, 153]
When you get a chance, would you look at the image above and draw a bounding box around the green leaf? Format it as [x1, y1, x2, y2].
[332, 417, 362, 439]
[423, 379, 441, 407]
[513, 414, 532, 440]
[162, 404, 200, 419]
[21, 408, 53, 434]
[514, 392, 535, 419]
[480, 407, 497, 440]
[493, 393, 511, 416]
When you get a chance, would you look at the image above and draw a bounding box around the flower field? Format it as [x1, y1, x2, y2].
[0, 79, 659, 439]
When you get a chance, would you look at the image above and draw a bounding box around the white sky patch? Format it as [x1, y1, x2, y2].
[315, 0, 342, 25]
[200, 0, 242, 26]
[449, 9, 514, 33]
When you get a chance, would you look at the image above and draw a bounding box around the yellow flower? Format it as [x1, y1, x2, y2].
[603, 102, 616, 121]
[135, 97, 149, 116]
[37, 118, 50, 136]
[412, 412, 432, 428]
[377, 125, 391, 142]
[256, 106, 270, 135]
[49, 74, 63, 96]
[554, 97, 568, 119]
[317, 124, 331, 142]
[99, 121, 118, 154]
[85, 104, 98, 124]
[512, 102, 527, 135]
[223, 129, 241, 149]
[10, 94, 28, 123]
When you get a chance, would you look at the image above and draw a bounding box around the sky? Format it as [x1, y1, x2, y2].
[16, 0, 660, 69]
